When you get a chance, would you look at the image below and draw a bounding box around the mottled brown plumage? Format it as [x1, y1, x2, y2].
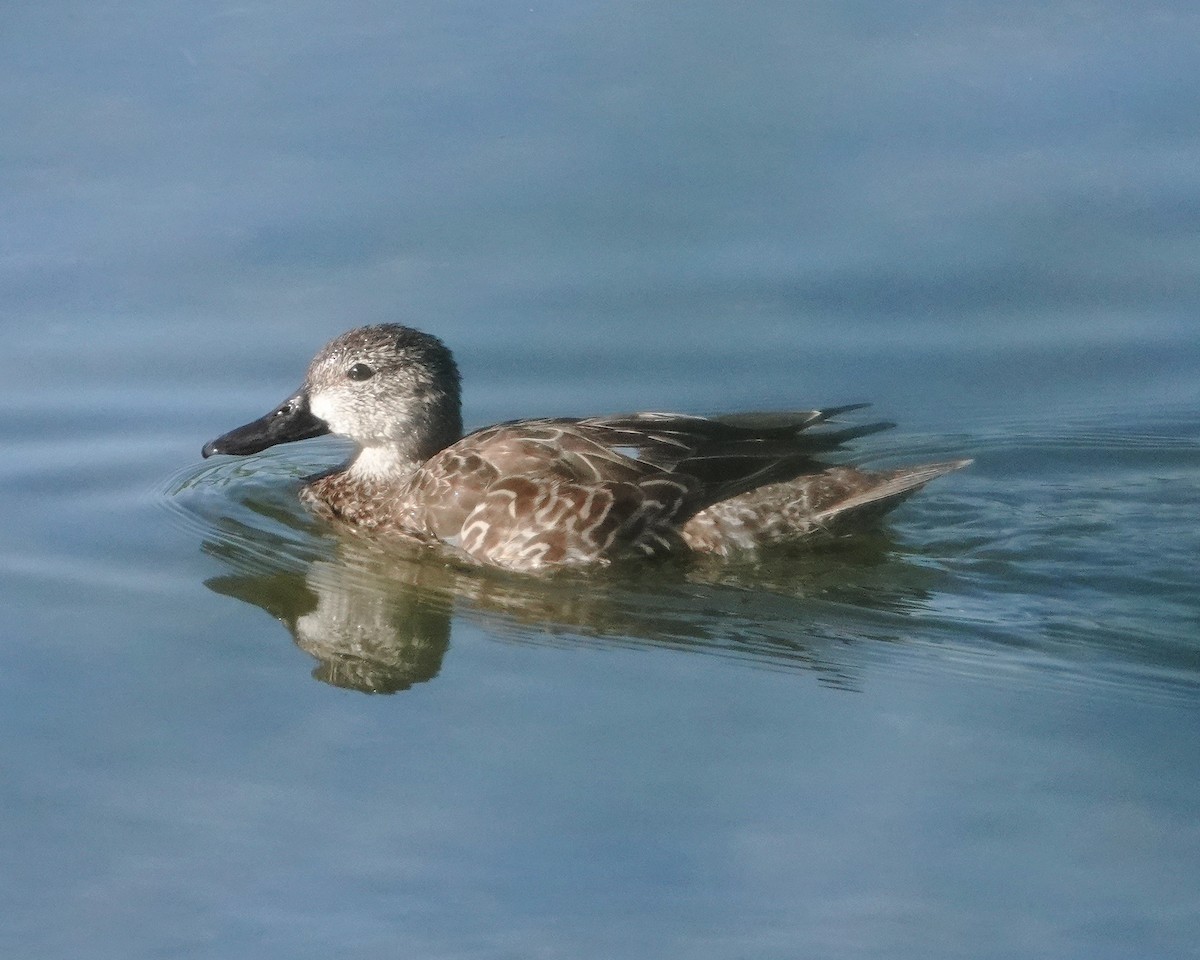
[203, 324, 969, 571]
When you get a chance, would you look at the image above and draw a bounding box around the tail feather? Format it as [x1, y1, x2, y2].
[681, 459, 972, 554]
[811, 459, 973, 529]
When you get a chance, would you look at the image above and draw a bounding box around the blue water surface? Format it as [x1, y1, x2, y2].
[2, 3, 1199, 958]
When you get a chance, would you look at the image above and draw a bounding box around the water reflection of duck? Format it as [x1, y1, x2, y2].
[203, 522, 939, 695]
[203, 324, 968, 572]
[204, 530, 452, 694]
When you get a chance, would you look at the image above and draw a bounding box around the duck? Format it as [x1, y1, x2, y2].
[203, 324, 969, 572]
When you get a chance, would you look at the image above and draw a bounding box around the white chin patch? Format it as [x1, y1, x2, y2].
[308, 393, 340, 430]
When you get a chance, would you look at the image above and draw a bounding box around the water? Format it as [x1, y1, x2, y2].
[4, 2, 1200, 958]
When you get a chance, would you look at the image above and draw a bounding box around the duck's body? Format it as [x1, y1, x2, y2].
[203, 325, 968, 572]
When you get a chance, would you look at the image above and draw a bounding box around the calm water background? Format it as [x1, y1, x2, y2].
[3, 2, 1199, 958]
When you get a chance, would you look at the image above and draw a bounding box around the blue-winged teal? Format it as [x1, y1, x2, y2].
[203, 324, 968, 571]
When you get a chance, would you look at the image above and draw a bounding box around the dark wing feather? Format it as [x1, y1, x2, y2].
[570, 408, 892, 465]
[710, 404, 870, 430]
[543, 407, 894, 509]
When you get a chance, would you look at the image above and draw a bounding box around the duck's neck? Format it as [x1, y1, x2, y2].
[346, 394, 464, 484]
[346, 443, 427, 487]
[305, 407, 464, 527]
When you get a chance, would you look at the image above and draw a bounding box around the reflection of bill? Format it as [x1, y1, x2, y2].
[202, 514, 943, 696]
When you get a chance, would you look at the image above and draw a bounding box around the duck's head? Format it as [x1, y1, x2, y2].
[202, 325, 463, 466]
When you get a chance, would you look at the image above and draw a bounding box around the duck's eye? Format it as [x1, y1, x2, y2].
[346, 363, 375, 382]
